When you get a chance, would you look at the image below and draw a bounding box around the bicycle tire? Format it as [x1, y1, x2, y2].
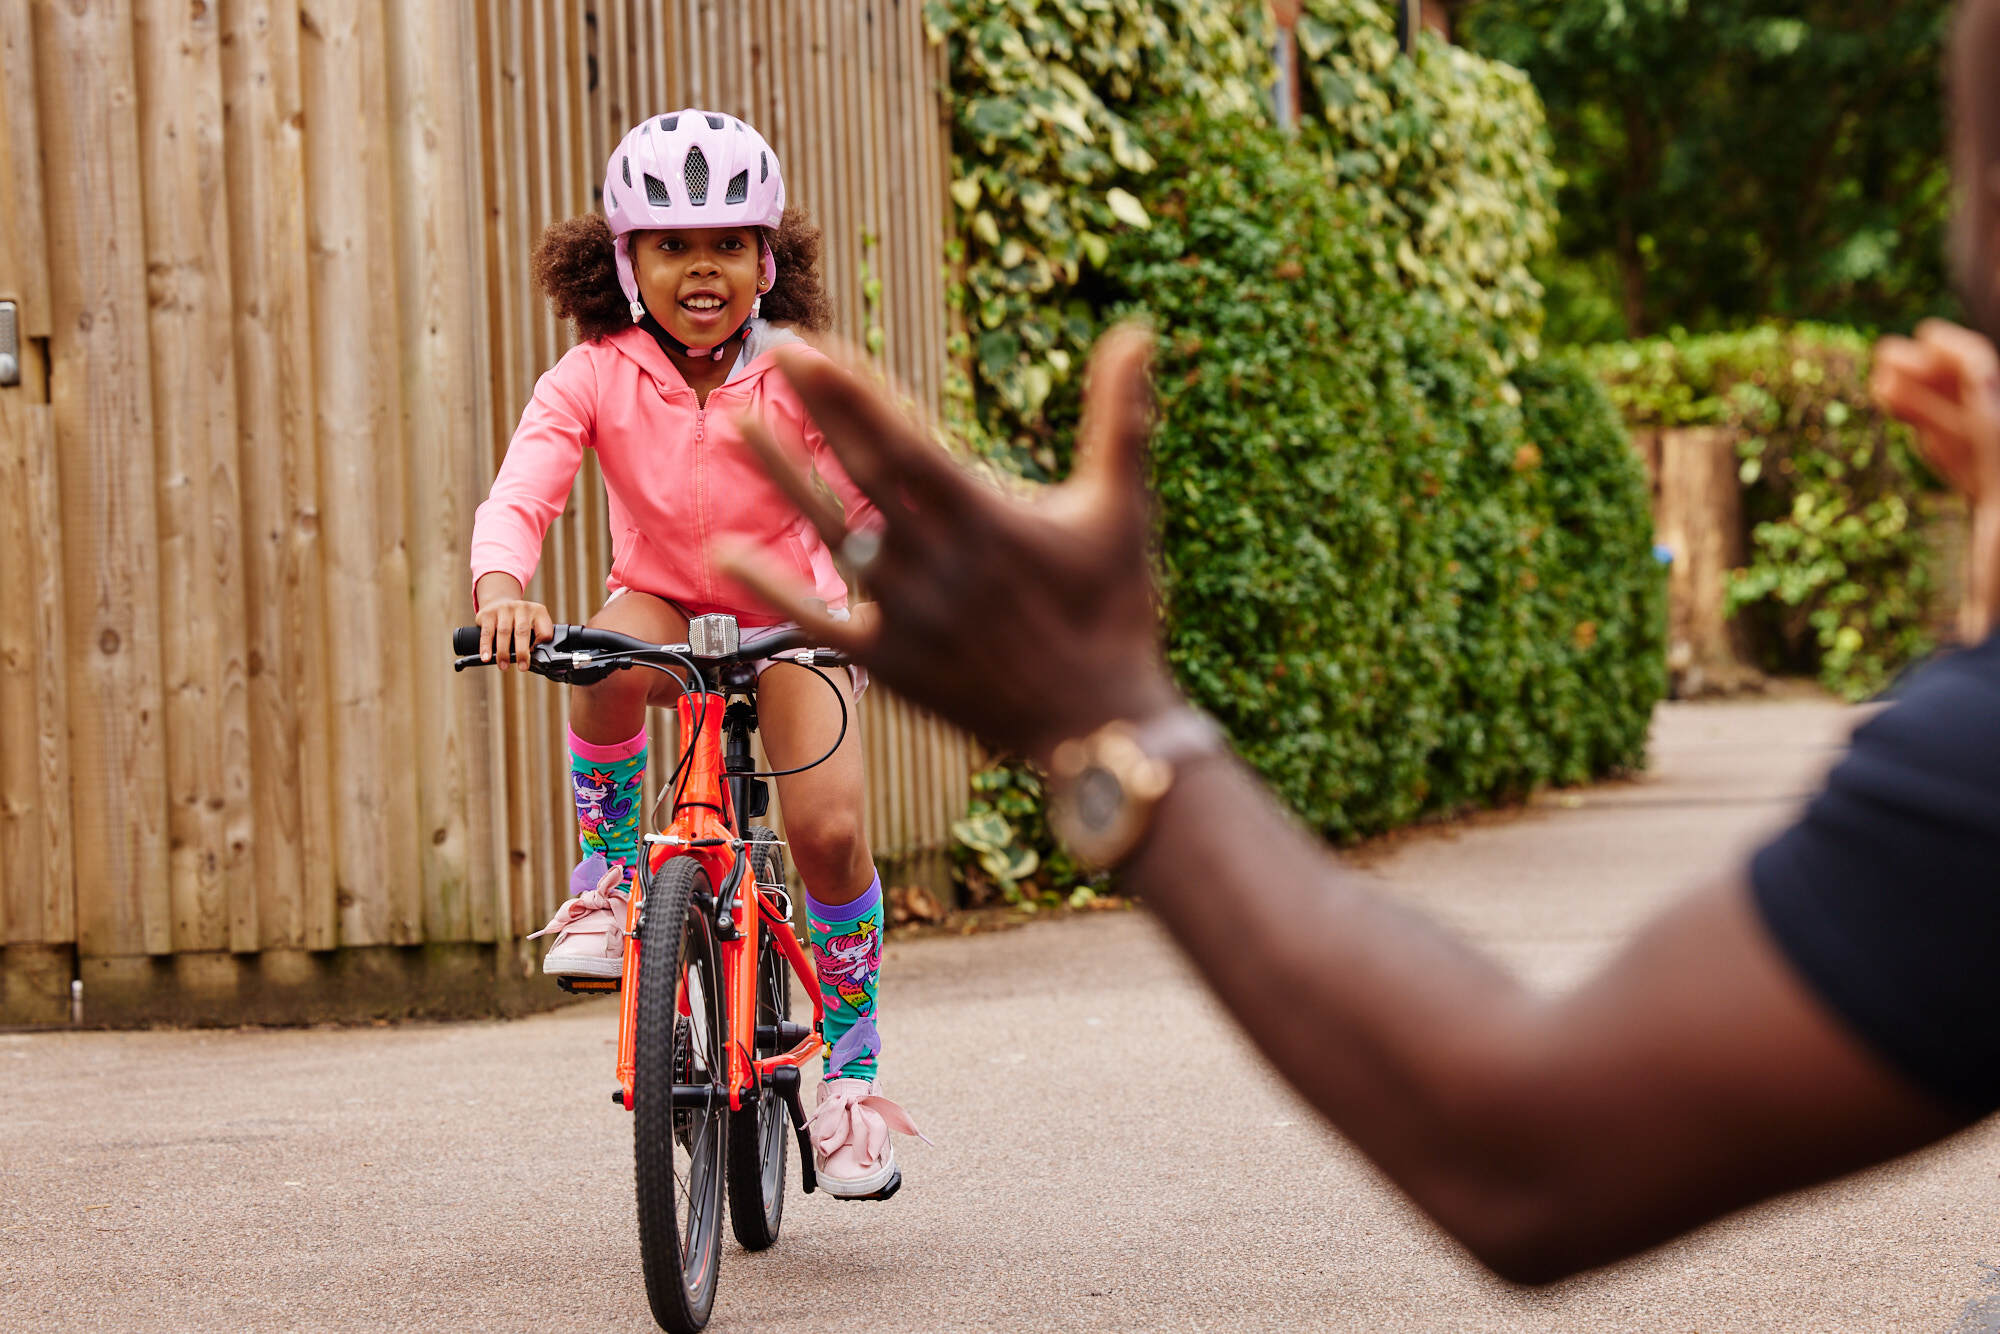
[727, 827, 791, 1251]
[635, 855, 727, 1333]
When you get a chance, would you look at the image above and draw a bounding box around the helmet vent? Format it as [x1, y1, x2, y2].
[706, 113, 725, 130]
[643, 172, 671, 208]
[724, 170, 749, 205]
[760, 151, 768, 183]
[621, 155, 631, 188]
[684, 146, 709, 205]
[659, 114, 678, 132]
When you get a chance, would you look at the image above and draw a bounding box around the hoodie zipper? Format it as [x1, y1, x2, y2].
[694, 402, 712, 605]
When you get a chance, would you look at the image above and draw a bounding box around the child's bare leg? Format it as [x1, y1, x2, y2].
[569, 591, 690, 745]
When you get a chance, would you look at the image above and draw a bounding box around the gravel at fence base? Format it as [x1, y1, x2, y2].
[5, 699, 1998, 1334]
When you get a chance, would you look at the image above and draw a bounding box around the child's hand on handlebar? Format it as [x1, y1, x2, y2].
[473, 572, 554, 669]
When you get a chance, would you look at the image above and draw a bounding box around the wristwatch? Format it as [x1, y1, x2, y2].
[1046, 707, 1227, 870]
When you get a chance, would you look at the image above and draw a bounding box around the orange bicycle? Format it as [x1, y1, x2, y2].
[453, 614, 844, 1332]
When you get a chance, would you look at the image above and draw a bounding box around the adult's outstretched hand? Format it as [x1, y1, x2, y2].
[724, 325, 1183, 762]
[1872, 319, 2000, 642]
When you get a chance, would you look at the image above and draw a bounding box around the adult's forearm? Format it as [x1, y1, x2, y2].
[1119, 756, 1552, 1253]
[1965, 502, 2000, 642]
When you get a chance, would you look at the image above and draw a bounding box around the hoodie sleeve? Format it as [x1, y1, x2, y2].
[804, 413, 884, 536]
[469, 350, 597, 604]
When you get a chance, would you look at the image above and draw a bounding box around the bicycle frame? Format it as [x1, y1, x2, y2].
[611, 687, 826, 1113]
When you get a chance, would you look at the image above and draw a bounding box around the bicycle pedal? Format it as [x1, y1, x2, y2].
[556, 976, 621, 994]
[833, 1169, 902, 1203]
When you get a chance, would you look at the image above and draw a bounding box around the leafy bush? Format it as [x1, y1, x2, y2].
[930, 5, 1663, 889]
[1586, 325, 1934, 698]
[1125, 114, 1661, 838]
[926, 0, 1557, 476]
[949, 763, 1096, 910]
[924, 0, 1261, 473]
[1291, 0, 1556, 361]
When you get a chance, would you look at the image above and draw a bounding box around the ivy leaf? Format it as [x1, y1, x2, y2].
[951, 812, 1013, 854]
[949, 177, 982, 212]
[1105, 186, 1150, 229]
[967, 96, 1027, 141]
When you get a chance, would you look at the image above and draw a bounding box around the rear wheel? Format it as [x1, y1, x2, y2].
[635, 855, 726, 1333]
[727, 827, 791, 1251]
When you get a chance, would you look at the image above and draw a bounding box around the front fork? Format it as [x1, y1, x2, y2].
[612, 849, 828, 1180]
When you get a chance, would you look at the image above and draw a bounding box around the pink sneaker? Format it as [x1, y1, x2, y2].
[529, 861, 629, 978]
[808, 1077, 927, 1200]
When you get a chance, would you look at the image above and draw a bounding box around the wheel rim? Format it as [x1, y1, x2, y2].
[675, 910, 725, 1301]
[757, 946, 789, 1210]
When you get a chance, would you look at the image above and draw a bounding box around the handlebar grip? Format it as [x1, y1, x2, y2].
[553, 624, 656, 654]
[452, 625, 483, 656]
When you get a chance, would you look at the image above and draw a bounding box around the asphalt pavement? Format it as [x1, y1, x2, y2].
[6, 697, 1998, 1333]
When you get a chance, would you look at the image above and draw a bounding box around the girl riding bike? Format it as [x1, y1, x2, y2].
[468, 110, 919, 1199]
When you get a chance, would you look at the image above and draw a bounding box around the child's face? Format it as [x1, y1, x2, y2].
[632, 226, 763, 348]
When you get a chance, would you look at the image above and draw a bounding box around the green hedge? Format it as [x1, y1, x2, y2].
[1129, 115, 1662, 838]
[931, 6, 1664, 899]
[926, 0, 1556, 477]
[1585, 325, 1934, 699]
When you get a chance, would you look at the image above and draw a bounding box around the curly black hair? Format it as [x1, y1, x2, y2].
[531, 207, 834, 343]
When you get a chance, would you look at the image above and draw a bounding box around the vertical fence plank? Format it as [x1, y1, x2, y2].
[300, 0, 416, 946]
[0, 4, 50, 336]
[133, 0, 255, 955]
[35, 0, 174, 959]
[456, 0, 505, 946]
[387, 0, 491, 944]
[0, 2, 71, 949]
[221, 0, 339, 953]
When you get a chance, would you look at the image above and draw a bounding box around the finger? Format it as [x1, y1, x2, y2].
[717, 542, 872, 657]
[1071, 323, 1158, 499]
[1872, 360, 1963, 434]
[1874, 336, 1954, 398]
[1915, 318, 2000, 387]
[734, 411, 851, 549]
[479, 610, 496, 663]
[534, 606, 554, 657]
[510, 611, 533, 670]
[774, 346, 975, 518]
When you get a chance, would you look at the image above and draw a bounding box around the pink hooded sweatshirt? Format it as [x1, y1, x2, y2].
[469, 323, 879, 624]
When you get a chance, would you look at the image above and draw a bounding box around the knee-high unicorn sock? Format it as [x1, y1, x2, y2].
[806, 874, 884, 1082]
[569, 725, 647, 889]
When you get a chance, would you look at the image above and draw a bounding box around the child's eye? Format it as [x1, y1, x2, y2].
[657, 236, 684, 252]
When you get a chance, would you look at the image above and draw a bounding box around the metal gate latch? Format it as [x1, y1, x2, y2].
[0, 302, 18, 387]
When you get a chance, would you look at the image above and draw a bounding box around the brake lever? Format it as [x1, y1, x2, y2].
[453, 654, 486, 672]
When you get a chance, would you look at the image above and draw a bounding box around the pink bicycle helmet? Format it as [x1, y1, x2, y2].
[603, 109, 786, 350]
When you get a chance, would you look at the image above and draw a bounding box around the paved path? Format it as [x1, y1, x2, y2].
[7, 699, 2000, 1332]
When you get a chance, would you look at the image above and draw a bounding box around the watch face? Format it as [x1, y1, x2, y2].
[1074, 766, 1124, 832]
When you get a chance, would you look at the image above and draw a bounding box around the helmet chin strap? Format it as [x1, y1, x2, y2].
[631, 298, 741, 361]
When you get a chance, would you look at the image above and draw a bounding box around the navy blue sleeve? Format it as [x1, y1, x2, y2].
[1749, 635, 2000, 1115]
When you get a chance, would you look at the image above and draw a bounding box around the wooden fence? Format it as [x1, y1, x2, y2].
[0, 0, 970, 1027]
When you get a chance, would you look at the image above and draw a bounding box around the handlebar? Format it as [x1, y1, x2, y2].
[449, 622, 849, 680]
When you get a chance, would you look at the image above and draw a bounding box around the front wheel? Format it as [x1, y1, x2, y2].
[727, 827, 791, 1251]
[634, 855, 726, 1333]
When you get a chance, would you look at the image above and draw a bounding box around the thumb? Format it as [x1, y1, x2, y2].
[1071, 324, 1157, 504]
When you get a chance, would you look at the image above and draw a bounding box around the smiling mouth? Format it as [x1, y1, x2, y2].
[681, 294, 728, 313]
